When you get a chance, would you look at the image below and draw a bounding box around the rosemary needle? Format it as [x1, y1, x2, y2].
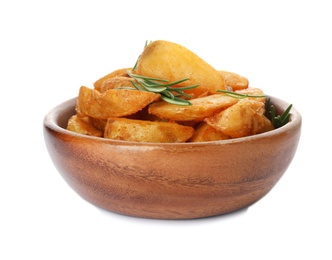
[217, 89, 266, 99]
[265, 98, 292, 128]
[127, 70, 199, 106]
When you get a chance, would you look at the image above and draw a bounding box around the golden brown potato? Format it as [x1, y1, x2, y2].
[235, 87, 266, 102]
[94, 68, 131, 92]
[133, 40, 225, 98]
[67, 115, 103, 137]
[148, 94, 238, 121]
[67, 40, 276, 143]
[205, 99, 268, 138]
[258, 116, 275, 133]
[218, 70, 249, 91]
[104, 118, 194, 143]
[189, 122, 230, 142]
[99, 76, 134, 93]
[76, 86, 160, 119]
[89, 117, 107, 132]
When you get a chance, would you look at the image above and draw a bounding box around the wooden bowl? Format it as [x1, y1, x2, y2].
[43, 96, 301, 219]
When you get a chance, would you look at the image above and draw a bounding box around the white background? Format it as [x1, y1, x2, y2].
[1, 0, 331, 259]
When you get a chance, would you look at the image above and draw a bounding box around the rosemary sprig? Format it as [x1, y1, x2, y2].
[217, 89, 266, 99]
[132, 40, 150, 71]
[265, 98, 292, 128]
[127, 70, 199, 106]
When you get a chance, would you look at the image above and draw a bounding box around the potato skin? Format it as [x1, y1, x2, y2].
[133, 40, 225, 98]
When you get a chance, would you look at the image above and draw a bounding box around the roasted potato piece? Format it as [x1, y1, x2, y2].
[89, 117, 107, 132]
[218, 70, 249, 91]
[235, 87, 266, 102]
[258, 115, 275, 133]
[205, 99, 270, 138]
[104, 118, 194, 143]
[148, 94, 238, 121]
[94, 68, 131, 92]
[67, 115, 103, 137]
[133, 40, 225, 98]
[189, 122, 230, 142]
[99, 76, 134, 93]
[76, 86, 160, 119]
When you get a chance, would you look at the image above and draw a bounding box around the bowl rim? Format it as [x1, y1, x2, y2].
[43, 95, 302, 147]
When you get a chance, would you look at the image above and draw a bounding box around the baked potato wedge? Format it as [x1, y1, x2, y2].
[99, 76, 134, 93]
[67, 115, 103, 137]
[104, 118, 194, 143]
[76, 86, 160, 119]
[189, 122, 230, 142]
[205, 99, 272, 138]
[235, 87, 266, 102]
[94, 68, 131, 92]
[148, 94, 238, 121]
[218, 70, 249, 91]
[133, 40, 225, 98]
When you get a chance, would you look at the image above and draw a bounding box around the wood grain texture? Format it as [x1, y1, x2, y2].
[43, 96, 301, 219]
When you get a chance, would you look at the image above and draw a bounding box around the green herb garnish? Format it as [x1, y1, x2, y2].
[217, 89, 266, 99]
[126, 70, 199, 106]
[265, 98, 292, 128]
[132, 40, 151, 71]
